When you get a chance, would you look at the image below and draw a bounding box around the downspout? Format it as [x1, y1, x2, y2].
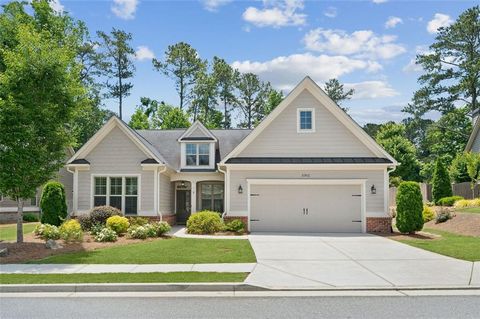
[217, 164, 227, 219]
[157, 165, 167, 221]
[66, 166, 75, 218]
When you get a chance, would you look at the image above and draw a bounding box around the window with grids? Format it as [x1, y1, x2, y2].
[185, 143, 210, 166]
[93, 176, 138, 215]
[199, 183, 224, 212]
[299, 110, 312, 130]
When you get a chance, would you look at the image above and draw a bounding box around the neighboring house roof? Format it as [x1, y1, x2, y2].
[225, 157, 393, 164]
[465, 116, 480, 152]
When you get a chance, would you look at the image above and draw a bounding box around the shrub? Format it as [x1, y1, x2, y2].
[435, 210, 452, 224]
[23, 213, 39, 222]
[34, 224, 60, 240]
[437, 196, 464, 207]
[77, 214, 93, 231]
[225, 219, 245, 233]
[128, 216, 149, 226]
[40, 181, 67, 226]
[150, 221, 171, 236]
[186, 210, 225, 234]
[59, 220, 83, 242]
[94, 227, 118, 242]
[431, 159, 453, 204]
[90, 206, 121, 226]
[454, 198, 480, 209]
[389, 176, 403, 188]
[144, 224, 157, 238]
[422, 206, 436, 223]
[449, 153, 471, 183]
[106, 216, 130, 235]
[395, 181, 424, 234]
[127, 225, 148, 239]
[90, 223, 104, 236]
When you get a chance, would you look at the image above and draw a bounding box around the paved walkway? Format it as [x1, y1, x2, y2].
[246, 233, 480, 289]
[0, 263, 256, 274]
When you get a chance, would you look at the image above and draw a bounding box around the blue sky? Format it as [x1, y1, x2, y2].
[6, 0, 476, 125]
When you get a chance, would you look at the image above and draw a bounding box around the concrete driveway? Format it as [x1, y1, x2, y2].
[246, 233, 478, 289]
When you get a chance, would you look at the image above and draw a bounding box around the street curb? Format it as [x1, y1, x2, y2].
[1, 283, 479, 293]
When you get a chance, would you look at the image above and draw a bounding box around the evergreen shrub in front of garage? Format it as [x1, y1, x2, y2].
[186, 210, 224, 234]
[395, 181, 424, 234]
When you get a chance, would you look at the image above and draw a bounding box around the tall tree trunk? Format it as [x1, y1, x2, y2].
[180, 77, 184, 110]
[224, 100, 228, 129]
[118, 67, 123, 120]
[248, 106, 252, 129]
[16, 199, 24, 243]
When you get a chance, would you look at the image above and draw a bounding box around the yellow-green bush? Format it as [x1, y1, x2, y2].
[422, 206, 436, 223]
[186, 211, 224, 234]
[454, 198, 480, 209]
[106, 216, 130, 234]
[59, 219, 83, 242]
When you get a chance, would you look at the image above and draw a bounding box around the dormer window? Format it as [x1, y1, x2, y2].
[297, 108, 315, 133]
[186, 143, 210, 166]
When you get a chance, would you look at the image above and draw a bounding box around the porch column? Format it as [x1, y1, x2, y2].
[73, 168, 78, 214]
[191, 181, 197, 213]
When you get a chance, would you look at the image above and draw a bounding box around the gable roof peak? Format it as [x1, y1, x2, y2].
[177, 120, 218, 142]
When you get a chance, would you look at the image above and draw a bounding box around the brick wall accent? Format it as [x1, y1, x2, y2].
[142, 214, 176, 226]
[366, 217, 392, 233]
[223, 216, 248, 232]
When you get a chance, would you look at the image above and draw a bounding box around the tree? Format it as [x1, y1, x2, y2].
[431, 159, 453, 203]
[413, 6, 480, 117]
[362, 123, 383, 139]
[40, 182, 67, 226]
[450, 152, 472, 183]
[376, 123, 421, 182]
[71, 106, 113, 147]
[0, 21, 84, 242]
[466, 152, 480, 198]
[324, 78, 354, 112]
[235, 73, 270, 129]
[161, 107, 191, 129]
[213, 57, 239, 128]
[129, 106, 151, 129]
[396, 181, 424, 234]
[97, 28, 135, 119]
[191, 71, 218, 124]
[264, 88, 284, 115]
[153, 42, 206, 110]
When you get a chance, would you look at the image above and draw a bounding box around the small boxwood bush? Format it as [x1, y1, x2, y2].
[396, 181, 424, 234]
[94, 227, 118, 242]
[437, 196, 464, 207]
[422, 206, 435, 223]
[77, 214, 93, 231]
[453, 198, 480, 209]
[59, 220, 83, 242]
[435, 211, 452, 224]
[128, 216, 149, 226]
[90, 206, 122, 226]
[127, 225, 149, 239]
[106, 216, 130, 235]
[23, 213, 39, 222]
[186, 210, 225, 234]
[225, 219, 245, 233]
[34, 224, 61, 241]
[40, 181, 67, 226]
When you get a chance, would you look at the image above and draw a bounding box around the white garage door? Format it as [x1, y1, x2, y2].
[250, 184, 362, 233]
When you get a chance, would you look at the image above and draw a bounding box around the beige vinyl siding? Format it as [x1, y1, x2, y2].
[472, 130, 480, 153]
[77, 126, 155, 214]
[238, 89, 375, 158]
[188, 127, 208, 138]
[228, 169, 385, 217]
[159, 173, 173, 215]
[56, 166, 73, 213]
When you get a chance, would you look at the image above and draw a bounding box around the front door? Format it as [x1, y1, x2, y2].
[176, 190, 191, 224]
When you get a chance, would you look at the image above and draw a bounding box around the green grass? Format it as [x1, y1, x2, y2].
[30, 238, 256, 264]
[0, 223, 39, 241]
[456, 206, 480, 214]
[397, 228, 480, 261]
[0, 272, 248, 284]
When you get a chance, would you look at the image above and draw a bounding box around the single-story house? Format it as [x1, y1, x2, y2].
[66, 77, 398, 233]
[465, 108, 480, 153]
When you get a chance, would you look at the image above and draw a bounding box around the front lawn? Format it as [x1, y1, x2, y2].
[456, 206, 480, 214]
[0, 272, 248, 284]
[397, 228, 480, 261]
[30, 238, 256, 264]
[0, 223, 39, 242]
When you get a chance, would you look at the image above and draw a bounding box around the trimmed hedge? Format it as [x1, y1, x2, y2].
[186, 211, 224, 234]
[437, 196, 464, 207]
[432, 159, 453, 204]
[396, 181, 424, 234]
[40, 181, 67, 226]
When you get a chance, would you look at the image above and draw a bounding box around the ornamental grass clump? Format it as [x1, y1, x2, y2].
[59, 219, 83, 242]
[395, 181, 424, 234]
[454, 198, 480, 209]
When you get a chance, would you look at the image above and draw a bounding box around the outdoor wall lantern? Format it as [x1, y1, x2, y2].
[238, 185, 243, 194]
[371, 184, 376, 195]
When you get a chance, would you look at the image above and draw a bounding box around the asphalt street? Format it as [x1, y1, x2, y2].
[1, 294, 480, 318]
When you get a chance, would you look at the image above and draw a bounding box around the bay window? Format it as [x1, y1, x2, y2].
[93, 176, 138, 215]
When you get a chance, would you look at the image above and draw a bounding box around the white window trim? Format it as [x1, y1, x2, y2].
[297, 108, 315, 133]
[90, 174, 141, 215]
[180, 142, 215, 170]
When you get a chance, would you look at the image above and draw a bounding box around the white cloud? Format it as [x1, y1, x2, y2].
[232, 53, 382, 91]
[427, 13, 453, 34]
[349, 104, 405, 125]
[344, 81, 399, 99]
[323, 6, 337, 18]
[385, 16, 402, 29]
[303, 28, 406, 60]
[403, 46, 429, 73]
[49, 0, 64, 13]
[372, 0, 388, 4]
[111, 0, 138, 20]
[242, 0, 306, 28]
[135, 46, 155, 61]
[201, 0, 232, 12]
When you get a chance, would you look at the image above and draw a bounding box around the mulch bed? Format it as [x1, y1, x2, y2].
[425, 212, 480, 237]
[378, 231, 440, 241]
[0, 233, 167, 264]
